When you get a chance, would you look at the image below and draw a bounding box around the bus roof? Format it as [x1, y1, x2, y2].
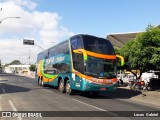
[38, 39, 68, 55]
[38, 34, 109, 55]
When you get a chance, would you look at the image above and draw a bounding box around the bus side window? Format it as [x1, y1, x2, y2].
[61, 42, 69, 54]
[49, 47, 61, 57]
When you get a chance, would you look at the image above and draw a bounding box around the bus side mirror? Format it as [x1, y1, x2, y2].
[116, 55, 124, 66]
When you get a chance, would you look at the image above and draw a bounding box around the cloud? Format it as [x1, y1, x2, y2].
[4, 0, 37, 10]
[0, 38, 39, 64]
[0, 0, 74, 64]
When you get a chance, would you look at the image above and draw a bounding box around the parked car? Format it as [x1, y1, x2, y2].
[141, 71, 160, 90]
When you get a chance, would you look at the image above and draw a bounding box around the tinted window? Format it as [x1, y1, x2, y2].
[72, 53, 84, 73]
[49, 41, 69, 58]
[45, 63, 70, 74]
[70, 37, 83, 50]
[37, 50, 48, 63]
[49, 46, 61, 57]
[61, 41, 69, 54]
[82, 35, 114, 55]
[49, 48, 56, 57]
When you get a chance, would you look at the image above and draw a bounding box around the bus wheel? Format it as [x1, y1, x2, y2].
[38, 77, 41, 86]
[58, 79, 64, 93]
[41, 80, 46, 87]
[38, 77, 40, 86]
[39, 79, 42, 86]
[65, 80, 73, 95]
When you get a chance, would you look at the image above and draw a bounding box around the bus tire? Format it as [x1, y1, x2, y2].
[38, 77, 41, 86]
[41, 79, 46, 87]
[65, 80, 73, 95]
[58, 79, 64, 93]
[39, 78, 42, 86]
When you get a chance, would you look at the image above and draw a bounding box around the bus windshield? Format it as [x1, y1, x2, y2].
[85, 56, 116, 79]
[82, 35, 114, 55]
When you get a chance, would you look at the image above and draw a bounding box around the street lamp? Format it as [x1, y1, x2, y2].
[0, 17, 21, 24]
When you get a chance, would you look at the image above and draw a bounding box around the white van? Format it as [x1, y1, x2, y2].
[141, 72, 158, 83]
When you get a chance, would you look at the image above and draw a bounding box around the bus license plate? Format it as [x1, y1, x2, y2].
[100, 88, 106, 91]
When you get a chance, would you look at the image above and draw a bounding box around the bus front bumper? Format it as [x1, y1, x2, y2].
[82, 81, 117, 92]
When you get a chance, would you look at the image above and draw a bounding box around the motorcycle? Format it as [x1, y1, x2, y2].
[129, 78, 145, 91]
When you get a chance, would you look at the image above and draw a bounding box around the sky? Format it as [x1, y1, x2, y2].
[0, 0, 160, 64]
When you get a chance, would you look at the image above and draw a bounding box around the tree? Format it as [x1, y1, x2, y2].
[117, 25, 160, 78]
[29, 64, 36, 71]
[10, 60, 21, 65]
[4, 60, 21, 67]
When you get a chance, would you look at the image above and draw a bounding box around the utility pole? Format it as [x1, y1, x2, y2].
[23, 39, 44, 65]
[28, 49, 30, 65]
[0, 59, 2, 73]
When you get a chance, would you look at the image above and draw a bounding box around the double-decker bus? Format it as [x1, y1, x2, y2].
[35, 34, 124, 95]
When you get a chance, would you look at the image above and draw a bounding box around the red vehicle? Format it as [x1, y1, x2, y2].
[130, 78, 145, 91]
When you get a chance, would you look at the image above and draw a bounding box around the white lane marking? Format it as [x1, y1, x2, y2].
[72, 99, 118, 116]
[43, 89, 52, 92]
[8, 100, 17, 111]
[2, 88, 6, 94]
[72, 98, 106, 111]
[0, 88, 6, 111]
[9, 100, 22, 120]
[26, 82, 33, 86]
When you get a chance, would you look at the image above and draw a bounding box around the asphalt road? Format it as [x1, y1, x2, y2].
[0, 73, 159, 120]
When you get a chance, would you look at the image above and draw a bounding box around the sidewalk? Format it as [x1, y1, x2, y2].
[118, 85, 160, 108]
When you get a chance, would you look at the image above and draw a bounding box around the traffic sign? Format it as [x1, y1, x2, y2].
[23, 39, 34, 45]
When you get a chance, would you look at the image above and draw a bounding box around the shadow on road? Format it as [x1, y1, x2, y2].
[76, 88, 142, 99]
[105, 88, 142, 99]
[0, 73, 26, 78]
[0, 73, 14, 76]
[0, 83, 31, 94]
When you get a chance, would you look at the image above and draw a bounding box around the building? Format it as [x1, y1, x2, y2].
[5, 65, 30, 74]
[107, 25, 160, 48]
[107, 32, 140, 48]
